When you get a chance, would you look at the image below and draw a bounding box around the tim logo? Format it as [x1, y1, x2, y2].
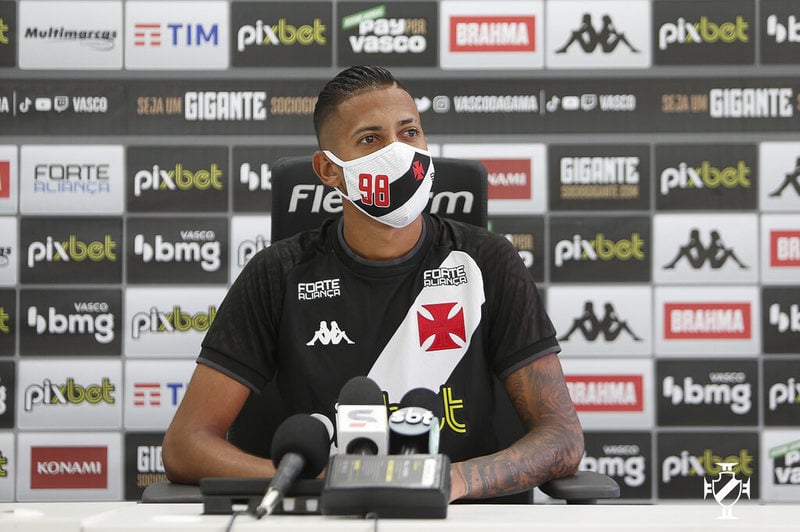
[664, 303, 751, 340]
[133, 382, 185, 407]
[556, 14, 639, 54]
[450, 16, 535, 52]
[132, 22, 218, 47]
[770, 231, 800, 267]
[0, 161, 9, 198]
[417, 302, 466, 352]
[559, 302, 643, 342]
[768, 157, 800, 198]
[30, 446, 107, 489]
[663, 229, 748, 270]
[703, 461, 751, 518]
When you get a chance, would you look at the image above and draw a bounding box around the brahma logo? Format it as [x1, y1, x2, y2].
[771, 230, 800, 267]
[483, 158, 531, 200]
[0, 161, 9, 198]
[30, 446, 107, 489]
[664, 302, 751, 340]
[417, 302, 466, 351]
[566, 375, 643, 412]
[450, 16, 535, 52]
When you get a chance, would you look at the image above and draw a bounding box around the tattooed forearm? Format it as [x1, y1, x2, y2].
[452, 353, 584, 500]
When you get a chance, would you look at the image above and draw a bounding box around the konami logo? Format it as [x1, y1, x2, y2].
[566, 375, 643, 412]
[449, 16, 535, 52]
[482, 158, 530, 200]
[664, 302, 751, 340]
[30, 446, 107, 489]
[771, 230, 800, 267]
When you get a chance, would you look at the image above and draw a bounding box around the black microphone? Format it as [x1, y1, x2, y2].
[335, 375, 388, 455]
[389, 388, 443, 455]
[256, 413, 332, 518]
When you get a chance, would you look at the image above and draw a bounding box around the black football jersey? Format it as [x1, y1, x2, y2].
[199, 214, 559, 462]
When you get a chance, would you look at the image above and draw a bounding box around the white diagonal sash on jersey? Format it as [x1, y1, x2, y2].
[368, 251, 485, 403]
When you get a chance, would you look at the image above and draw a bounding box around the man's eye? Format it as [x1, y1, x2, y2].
[360, 135, 375, 144]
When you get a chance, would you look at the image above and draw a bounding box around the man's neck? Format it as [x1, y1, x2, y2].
[340, 208, 424, 261]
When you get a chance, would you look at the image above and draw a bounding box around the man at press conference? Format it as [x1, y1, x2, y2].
[162, 65, 584, 502]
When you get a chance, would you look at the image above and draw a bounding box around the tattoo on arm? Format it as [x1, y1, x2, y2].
[454, 353, 584, 499]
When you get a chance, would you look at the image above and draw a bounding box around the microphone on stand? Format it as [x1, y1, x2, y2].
[255, 413, 333, 518]
[335, 375, 389, 455]
[389, 387, 443, 455]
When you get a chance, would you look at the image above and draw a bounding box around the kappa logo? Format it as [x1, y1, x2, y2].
[769, 156, 800, 198]
[417, 302, 466, 352]
[306, 321, 354, 346]
[556, 14, 640, 54]
[559, 302, 643, 342]
[663, 229, 748, 270]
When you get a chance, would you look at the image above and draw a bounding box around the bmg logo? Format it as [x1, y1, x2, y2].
[133, 232, 221, 272]
[27, 305, 115, 344]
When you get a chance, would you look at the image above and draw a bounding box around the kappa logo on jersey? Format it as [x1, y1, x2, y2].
[566, 375, 644, 412]
[663, 229, 749, 270]
[559, 302, 643, 342]
[417, 302, 466, 352]
[27, 303, 115, 344]
[423, 266, 468, 287]
[660, 161, 751, 196]
[658, 15, 749, 51]
[554, 232, 645, 267]
[130, 305, 217, 339]
[769, 157, 800, 198]
[306, 321, 354, 346]
[555, 14, 640, 55]
[450, 15, 535, 52]
[26, 234, 117, 268]
[298, 278, 341, 300]
[133, 230, 221, 272]
[664, 302, 751, 339]
[771, 231, 800, 267]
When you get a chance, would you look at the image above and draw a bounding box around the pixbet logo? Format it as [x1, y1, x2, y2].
[658, 16, 749, 50]
[766, 15, 800, 44]
[133, 231, 221, 272]
[133, 163, 223, 197]
[26, 235, 117, 268]
[130, 305, 217, 339]
[239, 162, 270, 191]
[662, 449, 753, 483]
[554, 233, 645, 267]
[769, 377, 800, 411]
[237, 235, 269, 268]
[237, 18, 326, 52]
[24, 378, 115, 411]
[27, 303, 115, 344]
[662, 374, 751, 414]
[659, 161, 750, 195]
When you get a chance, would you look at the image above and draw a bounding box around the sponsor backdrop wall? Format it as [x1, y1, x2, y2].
[0, 0, 798, 504]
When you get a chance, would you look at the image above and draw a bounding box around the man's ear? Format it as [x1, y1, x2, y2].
[312, 150, 343, 189]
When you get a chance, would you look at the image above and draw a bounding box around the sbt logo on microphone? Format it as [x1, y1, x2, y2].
[554, 233, 645, 267]
[24, 377, 116, 411]
[133, 230, 221, 272]
[130, 305, 217, 339]
[27, 234, 117, 268]
[27, 303, 115, 344]
[133, 163, 223, 197]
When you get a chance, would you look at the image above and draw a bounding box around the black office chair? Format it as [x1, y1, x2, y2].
[143, 156, 618, 505]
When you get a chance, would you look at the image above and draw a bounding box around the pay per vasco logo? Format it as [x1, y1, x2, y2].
[24, 378, 115, 411]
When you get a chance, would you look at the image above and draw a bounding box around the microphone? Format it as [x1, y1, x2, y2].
[256, 413, 333, 518]
[389, 387, 442, 455]
[335, 375, 389, 455]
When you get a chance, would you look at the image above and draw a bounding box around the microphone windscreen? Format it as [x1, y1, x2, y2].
[270, 414, 331, 478]
[399, 387, 443, 419]
[337, 375, 384, 405]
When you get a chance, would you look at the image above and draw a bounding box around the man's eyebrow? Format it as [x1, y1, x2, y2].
[350, 117, 418, 138]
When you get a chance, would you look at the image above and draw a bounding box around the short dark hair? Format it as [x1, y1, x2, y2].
[313, 65, 408, 145]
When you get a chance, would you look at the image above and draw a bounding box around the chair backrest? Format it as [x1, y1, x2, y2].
[270, 155, 488, 241]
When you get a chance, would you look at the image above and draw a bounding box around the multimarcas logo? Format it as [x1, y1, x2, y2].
[30, 446, 107, 489]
